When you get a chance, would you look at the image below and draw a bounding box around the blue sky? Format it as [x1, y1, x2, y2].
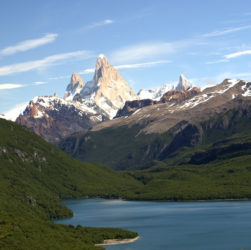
[1, 0, 251, 113]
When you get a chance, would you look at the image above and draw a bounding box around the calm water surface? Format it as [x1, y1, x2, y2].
[56, 199, 251, 250]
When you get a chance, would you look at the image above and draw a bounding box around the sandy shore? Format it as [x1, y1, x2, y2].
[95, 236, 140, 246]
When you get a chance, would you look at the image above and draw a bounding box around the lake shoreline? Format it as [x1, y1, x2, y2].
[57, 199, 251, 249]
[95, 236, 140, 246]
[67, 196, 251, 203]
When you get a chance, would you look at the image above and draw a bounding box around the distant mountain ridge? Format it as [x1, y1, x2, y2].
[16, 95, 108, 143]
[13, 54, 251, 147]
[16, 55, 138, 143]
[116, 87, 200, 118]
[60, 79, 251, 170]
[138, 74, 193, 100]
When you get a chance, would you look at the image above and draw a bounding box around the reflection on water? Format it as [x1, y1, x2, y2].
[56, 199, 251, 250]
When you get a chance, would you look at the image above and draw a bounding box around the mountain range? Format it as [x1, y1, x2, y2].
[1, 54, 251, 249]
[3, 54, 250, 171]
[14, 55, 198, 143]
[60, 78, 251, 170]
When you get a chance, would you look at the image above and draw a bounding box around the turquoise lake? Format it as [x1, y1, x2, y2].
[56, 199, 251, 250]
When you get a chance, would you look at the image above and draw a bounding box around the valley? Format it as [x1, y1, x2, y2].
[1, 49, 251, 250]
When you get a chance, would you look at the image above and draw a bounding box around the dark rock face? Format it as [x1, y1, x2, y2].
[189, 143, 251, 164]
[115, 99, 158, 117]
[115, 88, 201, 118]
[159, 123, 202, 160]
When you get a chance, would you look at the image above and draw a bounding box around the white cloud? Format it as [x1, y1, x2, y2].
[115, 60, 170, 69]
[0, 50, 93, 76]
[195, 72, 251, 88]
[202, 25, 251, 37]
[225, 49, 251, 59]
[0, 33, 58, 56]
[206, 59, 229, 64]
[104, 20, 113, 24]
[0, 83, 24, 90]
[216, 72, 251, 80]
[79, 19, 114, 31]
[78, 60, 170, 75]
[79, 68, 95, 75]
[1, 102, 28, 121]
[110, 42, 175, 63]
[33, 81, 47, 85]
[0, 81, 48, 91]
[109, 39, 199, 64]
[49, 75, 70, 80]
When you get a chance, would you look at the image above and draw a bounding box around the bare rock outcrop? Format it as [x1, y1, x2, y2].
[64, 73, 85, 100]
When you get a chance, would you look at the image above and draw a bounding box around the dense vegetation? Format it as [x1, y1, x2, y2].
[1, 103, 251, 248]
[60, 105, 251, 170]
[127, 155, 251, 200]
[59, 105, 251, 201]
[0, 118, 139, 249]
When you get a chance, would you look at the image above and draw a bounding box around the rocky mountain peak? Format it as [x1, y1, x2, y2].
[96, 54, 109, 68]
[64, 73, 85, 100]
[138, 75, 194, 100]
[71, 73, 85, 86]
[176, 74, 193, 91]
[93, 54, 124, 85]
[17, 96, 107, 143]
[79, 54, 139, 119]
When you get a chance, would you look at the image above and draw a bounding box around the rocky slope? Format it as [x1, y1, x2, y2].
[59, 79, 251, 170]
[16, 55, 138, 143]
[64, 73, 85, 101]
[116, 87, 200, 118]
[66, 54, 139, 119]
[16, 95, 107, 143]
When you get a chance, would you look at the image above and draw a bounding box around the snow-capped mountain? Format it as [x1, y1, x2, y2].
[117, 79, 250, 119]
[60, 79, 251, 170]
[138, 74, 193, 100]
[16, 54, 139, 143]
[16, 94, 107, 143]
[64, 54, 138, 119]
[116, 87, 201, 118]
[0, 102, 28, 121]
[64, 73, 85, 101]
[176, 74, 193, 91]
[138, 83, 175, 100]
[13, 50, 251, 147]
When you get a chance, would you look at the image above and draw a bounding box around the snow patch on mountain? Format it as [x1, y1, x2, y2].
[213, 79, 239, 94]
[242, 81, 251, 97]
[0, 102, 28, 121]
[64, 73, 85, 101]
[63, 55, 138, 119]
[138, 74, 193, 101]
[138, 83, 174, 100]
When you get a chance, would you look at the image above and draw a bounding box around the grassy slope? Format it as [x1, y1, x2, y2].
[126, 109, 251, 200]
[60, 124, 174, 170]
[59, 106, 251, 201]
[128, 155, 251, 200]
[60, 106, 251, 171]
[0, 118, 140, 249]
[2, 104, 251, 248]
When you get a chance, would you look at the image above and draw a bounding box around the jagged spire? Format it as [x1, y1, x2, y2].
[70, 73, 85, 88]
[176, 74, 193, 91]
[64, 73, 85, 100]
[94, 54, 110, 82]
